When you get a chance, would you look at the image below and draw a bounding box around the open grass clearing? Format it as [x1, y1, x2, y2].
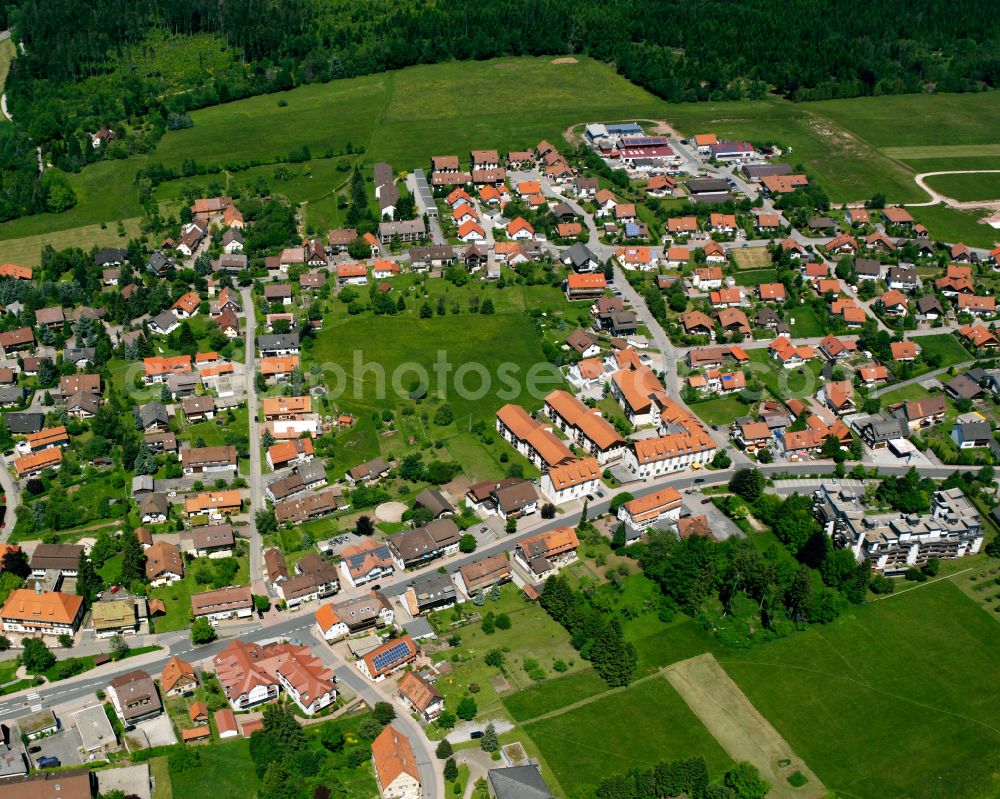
[311, 309, 562, 482]
[428, 583, 588, 717]
[720, 580, 1000, 799]
[886, 144, 1000, 159]
[168, 738, 259, 798]
[732, 268, 777, 286]
[923, 172, 1000, 202]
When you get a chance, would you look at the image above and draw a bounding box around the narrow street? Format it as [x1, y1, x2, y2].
[240, 286, 264, 586]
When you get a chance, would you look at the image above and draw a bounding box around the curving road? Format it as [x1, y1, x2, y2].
[908, 169, 1000, 209]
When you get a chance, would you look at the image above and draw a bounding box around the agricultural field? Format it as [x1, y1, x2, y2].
[923, 172, 1000, 202]
[0, 217, 143, 266]
[720, 581, 1000, 799]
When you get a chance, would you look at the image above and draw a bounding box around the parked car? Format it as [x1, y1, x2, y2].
[37, 756, 60, 768]
[28, 746, 40, 754]
[470, 730, 484, 740]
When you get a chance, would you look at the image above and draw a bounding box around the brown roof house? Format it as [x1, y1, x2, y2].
[108, 669, 163, 726]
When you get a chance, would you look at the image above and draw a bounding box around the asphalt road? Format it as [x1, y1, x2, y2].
[241, 286, 265, 586]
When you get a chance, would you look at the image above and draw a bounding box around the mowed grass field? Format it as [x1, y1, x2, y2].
[923, 171, 1000, 202]
[721, 581, 1000, 799]
[0, 217, 142, 266]
[519, 675, 733, 793]
[913, 332, 973, 367]
[908, 205, 999, 248]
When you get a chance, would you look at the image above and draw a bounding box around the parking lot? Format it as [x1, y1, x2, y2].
[28, 727, 84, 769]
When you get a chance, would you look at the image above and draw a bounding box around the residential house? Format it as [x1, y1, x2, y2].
[513, 528, 579, 581]
[146, 541, 184, 587]
[191, 586, 253, 624]
[108, 670, 162, 726]
[1, 589, 84, 637]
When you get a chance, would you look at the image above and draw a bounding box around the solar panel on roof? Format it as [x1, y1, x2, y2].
[624, 223, 640, 237]
[620, 136, 670, 147]
[372, 641, 411, 672]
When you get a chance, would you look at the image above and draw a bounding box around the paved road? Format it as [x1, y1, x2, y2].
[241, 287, 264, 585]
[871, 360, 973, 398]
[0, 457, 20, 542]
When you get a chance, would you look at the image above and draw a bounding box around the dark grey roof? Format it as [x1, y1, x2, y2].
[147, 252, 173, 274]
[0, 386, 24, 404]
[742, 163, 792, 180]
[956, 420, 992, 441]
[755, 308, 780, 326]
[857, 414, 908, 442]
[888, 265, 918, 284]
[408, 570, 456, 605]
[373, 162, 393, 188]
[853, 258, 883, 276]
[562, 242, 597, 269]
[379, 182, 400, 212]
[488, 766, 553, 799]
[257, 333, 300, 351]
[140, 492, 168, 517]
[149, 311, 178, 332]
[5, 412, 43, 433]
[686, 177, 729, 194]
[136, 402, 169, 428]
[95, 247, 127, 267]
[63, 347, 95, 364]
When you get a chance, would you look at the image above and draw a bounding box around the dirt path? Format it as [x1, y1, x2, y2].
[909, 169, 1000, 209]
[665, 653, 827, 799]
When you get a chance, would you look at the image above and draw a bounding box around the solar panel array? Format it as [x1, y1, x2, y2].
[372, 640, 411, 672]
[620, 136, 670, 147]
[624, 223, 641, 237]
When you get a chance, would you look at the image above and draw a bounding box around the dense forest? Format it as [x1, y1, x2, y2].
[0, 0, 998, 222]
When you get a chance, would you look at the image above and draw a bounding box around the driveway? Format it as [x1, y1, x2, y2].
[136, 714, 177, 747]
[29, 727, 84, 768]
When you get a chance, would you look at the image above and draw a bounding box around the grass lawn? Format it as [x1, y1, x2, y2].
[877, 383, 936, 405]
[169, 738, 259, 799]
[915, 333, 973, 368]
[747, 349, 823, 400]
[923, 172, 1000, 202]
[149, 555, 250, 632]
[689, 395, 750, 427]
[98, 555, 123, 584]
[0, 660, 18, 685]
[787, 304, 825, 337]
[731, 268, 777, 286]
[521, 675, 732, 793]
[149, 756, 173, 799]
[720, 580, 1000, 799]
[907, 205, 1000, 249]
